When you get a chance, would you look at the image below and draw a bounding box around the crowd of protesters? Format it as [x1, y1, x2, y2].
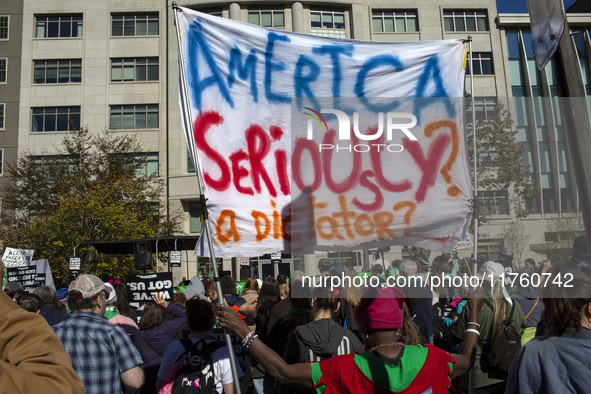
[2, 235, 591, 393]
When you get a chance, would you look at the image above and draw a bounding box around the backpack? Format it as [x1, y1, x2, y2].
[482, 300, 521, 374]
[172, 338, 223, 394]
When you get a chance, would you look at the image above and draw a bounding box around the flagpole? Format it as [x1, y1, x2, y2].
[172, 4, 242, 393]
[468, 35, 478, 277]
[468, 34, 477, 394]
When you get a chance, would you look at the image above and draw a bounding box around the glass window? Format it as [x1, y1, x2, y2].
[372, 10, 418, 33]
[0, 103, 4, 129]
[132, 152, 159, 177]
[189, 202, 203, 233]
[111, 58, 159, 82]
[0, 148, 3, 175]
[466, 52, 494, 75]
[479, 190, 509, 215]
[443, 10, 488, 32]
[0, 58, 6, 83]
[248, 8, 284, 29]
[310, 9, 347, 38]
[35, 15, 83, 38]
[31, 107, 80, 132]
[0, 16, 9, 39]
[34, 59, 81, 84]
[111, 13, 159, 36]
[110, 105, 158, 129]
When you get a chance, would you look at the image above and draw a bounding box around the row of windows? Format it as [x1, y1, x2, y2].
[24, 8, 491, 41]
[30, 58, 159, 84]
[30, 105, 159, 132]
[32, 13, 159, 38]
[30, 152, 158, 177]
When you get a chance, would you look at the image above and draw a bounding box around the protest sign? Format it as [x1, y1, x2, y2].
[2, 248, 35, 268]
[170, 251, 182, 268]
[6, 266, 38, 291]
[177, 7, 471, 257]
[30, 259, 55, 290]
[125, 272, 173, 304]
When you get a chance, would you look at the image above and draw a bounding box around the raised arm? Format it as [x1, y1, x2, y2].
[450, 291, 484, 376]
[218, 305, 313, 388]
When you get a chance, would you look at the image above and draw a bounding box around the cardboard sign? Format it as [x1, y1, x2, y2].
[125, 272, 174, 304]
[2, 248, 35, 268]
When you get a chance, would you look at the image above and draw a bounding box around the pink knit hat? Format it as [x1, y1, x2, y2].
[354, 286, 405, 329]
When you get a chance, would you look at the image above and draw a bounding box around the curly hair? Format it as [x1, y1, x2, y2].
[138, 301, 166, 330]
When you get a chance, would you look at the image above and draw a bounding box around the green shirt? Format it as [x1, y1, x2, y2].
[311, 345, 453, 393]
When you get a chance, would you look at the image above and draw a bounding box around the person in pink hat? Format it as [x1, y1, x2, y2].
[218, 284, 486, 393]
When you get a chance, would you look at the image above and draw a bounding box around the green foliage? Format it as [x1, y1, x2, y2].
[0, 128, 180, 287]
[466, 101, 538, 224]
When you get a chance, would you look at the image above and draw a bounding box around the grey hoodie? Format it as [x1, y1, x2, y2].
[284, 318, 364, 363]
[182, 276, 208, 301]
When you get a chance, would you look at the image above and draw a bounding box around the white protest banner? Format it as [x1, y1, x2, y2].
[2, 247, 35, 268]
[176, 7, 471, 257]
[125, 272, 173, 304]
[31, 259, 55, 290]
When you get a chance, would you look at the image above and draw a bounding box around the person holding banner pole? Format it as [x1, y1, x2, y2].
[218, 284, 485, 393]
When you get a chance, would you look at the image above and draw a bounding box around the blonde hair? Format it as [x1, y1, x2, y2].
[341, 267, 364, 306]
[205, 283, 218, 301]
[279, 283, 289, 300]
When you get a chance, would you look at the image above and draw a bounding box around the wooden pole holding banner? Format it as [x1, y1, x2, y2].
[171, 4, 242, 393]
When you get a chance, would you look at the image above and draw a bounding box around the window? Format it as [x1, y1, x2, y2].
[0, 58, 6, 83]
[443, 10, 488, 32]
[0, 149, 3, 176]
[35, 14, 83, 38]
[479, 190, 509, 215]
[189, 202, 203, 233]
[32, 107, 80, 132]
[467, 52, 494, 75]
[188, 151, 195, 173]
[0, 103, 6, 129]
[132, 152, 159, 177]
[112, 13, 158, 36]
[473, 97, 497, 120]
[310, 9, 346, 38]
[0, 16, 8, 39]
[248, 8, 284, 29]
[34, 59, 81, 84]
[110, 105, 158, 129]
[111, 58, 158, 82]
[372, 10, 418, 33]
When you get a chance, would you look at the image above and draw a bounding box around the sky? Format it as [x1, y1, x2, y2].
[495, 0, 578, 13]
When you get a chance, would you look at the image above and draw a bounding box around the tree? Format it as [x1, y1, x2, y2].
[466, 100, 538, 224]
[498, 221, 531, 266]
[0, 128, 180, 287]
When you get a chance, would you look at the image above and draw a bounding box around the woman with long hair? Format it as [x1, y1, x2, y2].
[247, 277, 281, 394]
[506, 270, 591, 393]
[218, 284, 485, 393]
[113, 282, 138, 322]
[137, 294, 187, 394]
[339, 267, 365, 340]
[451, 262, 526, 393]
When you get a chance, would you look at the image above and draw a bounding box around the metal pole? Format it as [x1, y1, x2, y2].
[156, 240, 159, 273]
[468, 36, 478, 276]
[172, 5, 242, 393]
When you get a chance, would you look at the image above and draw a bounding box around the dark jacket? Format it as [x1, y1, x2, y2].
[284, 318, 364, 363]
[39, 305, 69, 326]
